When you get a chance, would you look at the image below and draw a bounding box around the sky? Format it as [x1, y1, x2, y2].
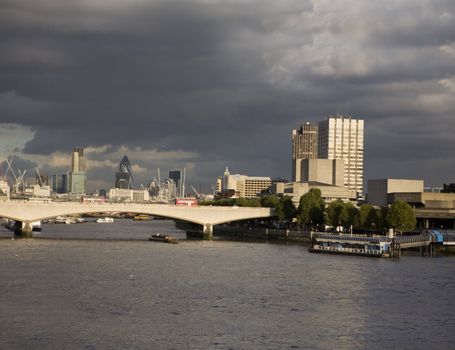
[0, 0, 454, 193]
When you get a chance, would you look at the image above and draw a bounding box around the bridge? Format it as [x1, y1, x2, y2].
[0, 201, 274, 239]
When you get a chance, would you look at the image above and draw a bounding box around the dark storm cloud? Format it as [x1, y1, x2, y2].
[1, 0, 455, 189]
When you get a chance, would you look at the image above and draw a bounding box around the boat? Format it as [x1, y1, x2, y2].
[309, 234, 390, 258]
[133, 214, 151, 221]
[149, 233, 178, 244]
[96, 217, 114, 223]
[65, 218, 77, 224]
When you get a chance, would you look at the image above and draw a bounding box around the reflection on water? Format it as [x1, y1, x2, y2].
[0, 220, 454, 349]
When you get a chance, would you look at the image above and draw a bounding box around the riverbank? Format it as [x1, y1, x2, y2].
[213, 225, 312, 243]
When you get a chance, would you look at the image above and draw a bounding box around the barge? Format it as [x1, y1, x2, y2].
[149, 233, 179, 244]
[309, 234, 391, 257]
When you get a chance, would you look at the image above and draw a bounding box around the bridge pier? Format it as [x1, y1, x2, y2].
[14, 221, 33, 238]
[202, 224, 213, 240]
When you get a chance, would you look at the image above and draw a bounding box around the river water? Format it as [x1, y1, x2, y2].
[0, 219, 454, 350]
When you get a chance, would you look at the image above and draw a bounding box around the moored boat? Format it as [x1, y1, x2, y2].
[96, 217, 114, 223]
[149, 233, 178, 244]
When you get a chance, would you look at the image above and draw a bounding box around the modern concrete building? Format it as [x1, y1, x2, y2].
[219, 167, 273, 198]
[367, 179, 424, 206]
[68, 147, 87, 194]
[300, 159, 344, 187]
[273, 181, 357, 206]
[108, 188, 150, 202]
[318, 116, 364, 195]
[0, 179, 10, 201]
[292, 122, 318, 182]
[368, 178, 455, 229]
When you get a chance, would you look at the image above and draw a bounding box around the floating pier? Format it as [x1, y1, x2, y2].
[309, 230, 453, 258]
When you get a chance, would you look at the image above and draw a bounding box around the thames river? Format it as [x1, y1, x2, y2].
[0, 219, 454, 350]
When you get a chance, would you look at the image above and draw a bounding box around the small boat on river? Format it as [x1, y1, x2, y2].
[96, 217, 114, 223]
[149, 233, 178, 244]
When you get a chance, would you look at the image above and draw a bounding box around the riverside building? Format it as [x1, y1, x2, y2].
[288, 114, 364, 202]
[318, 116, 364, 195]
[291, 122, 318, 182]
[218, 167, 273, 198]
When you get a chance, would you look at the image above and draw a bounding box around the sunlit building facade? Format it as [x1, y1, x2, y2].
[318, 116, 364, 195]
[68, 147, 87, 194]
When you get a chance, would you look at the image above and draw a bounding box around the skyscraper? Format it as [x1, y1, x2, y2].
[169, 170, 182, 197]
[115, 155, 133, 189]
[318, 116, 364, 195]
[68, 147, 87, 194]
[291, 122, 318, 181]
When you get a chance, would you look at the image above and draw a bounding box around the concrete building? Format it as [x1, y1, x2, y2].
[292, 122, 318, 181]
[68, 147, 87, 194]
[219, 167, 273, 198]
[0, 179, 10, 201]
[368, 178, 455, 229]
[108, 188, 150, 202]
[300, 159, 344, 187]
[25, 184, 51, 197]
[318, 116, 364, 195]
[367, 179, 424, 206]
[273, 181, 357, 206]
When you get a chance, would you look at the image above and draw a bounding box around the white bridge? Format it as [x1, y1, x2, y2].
[0, 201, 274, 239]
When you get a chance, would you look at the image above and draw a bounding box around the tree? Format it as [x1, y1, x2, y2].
[297, 188, 325, 228]
[281, 196, 296, 222]
[326, 200, 359, 231]
[326, 200, 345, 227]
[343, 202, 359, 229]
[260, 195, 279, 208]
[357, 204, 378, 230]
[386, 200, 416, 233]
[377, 206, 389, 231]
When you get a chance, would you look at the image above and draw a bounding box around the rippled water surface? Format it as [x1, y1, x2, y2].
[1, 219, 454, 349]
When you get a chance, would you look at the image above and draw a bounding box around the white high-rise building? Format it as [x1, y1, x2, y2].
[318, 116, 364, 195]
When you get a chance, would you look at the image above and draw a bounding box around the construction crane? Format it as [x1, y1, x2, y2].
[191, 185, 200, 199]
[35, 167, 44, 186]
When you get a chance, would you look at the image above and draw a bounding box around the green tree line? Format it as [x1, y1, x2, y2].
[199, 189, 416, 233]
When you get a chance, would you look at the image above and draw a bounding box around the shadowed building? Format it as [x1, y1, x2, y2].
[115, 155, 133, 189]
[169, 170, 182, 197]
[292, 122, 318, 182]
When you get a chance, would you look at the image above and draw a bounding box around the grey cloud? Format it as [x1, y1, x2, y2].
[0, 0, 454, 190]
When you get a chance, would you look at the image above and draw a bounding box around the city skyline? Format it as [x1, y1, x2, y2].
[0, 1, 454, 191]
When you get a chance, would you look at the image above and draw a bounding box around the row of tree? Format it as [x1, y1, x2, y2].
[200, 188, 417, 232]
[294, 189, 416, 232]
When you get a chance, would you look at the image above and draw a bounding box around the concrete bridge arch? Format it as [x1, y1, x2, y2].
[0, 202, 274, 239]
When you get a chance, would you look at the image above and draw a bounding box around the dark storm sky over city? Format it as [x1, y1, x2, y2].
[1, 0, 455, 191]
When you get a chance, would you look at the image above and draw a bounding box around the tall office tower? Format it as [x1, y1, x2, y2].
[115, 155, 133, 189]
[71, 147, 87, 173]
[318, 116, 364, 195]
[68, 147, 87, 194]
[51, 174, 68, 194]
[169, 170, 182, 197]
[291, 122, 318, 182]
